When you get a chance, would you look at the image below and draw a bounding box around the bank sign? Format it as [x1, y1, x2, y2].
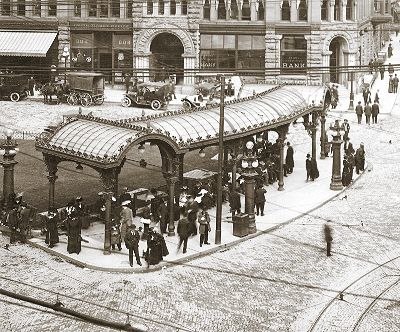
[281, 53, 307, 74]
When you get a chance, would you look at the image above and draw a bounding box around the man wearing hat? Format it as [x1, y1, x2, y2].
[120, 200, 133, 243]
[306, 153, 312, 182]
[354, 143, 366, 174]
[355, 101, 363, 124]
[75, 196, 88, 229]
[6, 205, 19, 244]
[19, 202, 30, 243]
[343, 119, 350, 141]
[125, 224, 141, 266]
[45, 209, 60, 248]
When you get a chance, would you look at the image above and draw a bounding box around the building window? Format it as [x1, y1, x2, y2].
[126, 0, 133, 17]
[100, 2, 109, 17]
[281, 35, 307, 74]
[231, 0, 239, 19]
[346, 0, 353, 20]
[170, 0, 176, 15]
[111, 0, 120, 17]
[89, 0, 97, 17]
[32, 0, 41, 16]
[281, 0, 290, 21]
[321, 0, 328, 20]
[48, 0, 57, 16]
[334, 0, 341, 20]
[298, 0, 307, 21]
[147, 0, 153, 15]
[242, 0, 250, 20]
[1, 0, 11, 16]
[217, 0, 226, 19]
[203, 0, 210, 19]
[17, 0, 26, 16]
[158, 0, 164, 15]
[74, 1, 81, 17]
[182, 0, 188, 14]
[258, 0, 265, 20]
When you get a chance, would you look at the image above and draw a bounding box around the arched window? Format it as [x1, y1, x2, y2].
[298, 0, 307, 21]
[217, 0, 226, 19]
[321, 0, 328, 21]
[281, 0, 290, 21]
[158, 0, 164, 15]
[242, 0, 251, 20]
[203, 0, 210, 19]
[147, 0, 153, 15]
[170, 0, 176, 15]
[346, 0, 353, 20]
[231, 0, 239, 19]
[334, 0, 341, 20]
[257, 0, 265, 20]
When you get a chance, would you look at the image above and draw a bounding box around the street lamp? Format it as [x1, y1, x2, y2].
[0, 129, 18, 210]
[62, 46, 70, 84]
[348, 72, 354, 110]
[329, 120, 345, 191]
[240, 140, 258, 234]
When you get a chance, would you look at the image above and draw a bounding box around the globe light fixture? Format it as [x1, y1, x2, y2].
[199, 148, 206, 158]
[138, 143, 145, 154]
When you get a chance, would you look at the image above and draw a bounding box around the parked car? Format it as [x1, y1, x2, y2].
[121, 82, 172, 110]
[0, 74, 29, 102]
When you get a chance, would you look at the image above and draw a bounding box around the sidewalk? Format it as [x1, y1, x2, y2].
[27, 120, 363, 273]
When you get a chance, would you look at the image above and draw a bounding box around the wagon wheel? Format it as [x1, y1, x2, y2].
[80, 93, 92, 107]
[121, 96, 132, 107]
[182, 100, 192, 111]
[10, 92, 20, 102]
[67, 93, 78, 106]
[151, 99, 162, 110]
[94, 95, 104, 105]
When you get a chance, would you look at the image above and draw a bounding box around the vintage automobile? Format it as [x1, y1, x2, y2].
[121, 81, 172, 110]
[0, 74, 29, 102]
[66, 72, 105, 107]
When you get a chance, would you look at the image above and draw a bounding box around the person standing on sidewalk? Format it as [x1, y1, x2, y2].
[364, 102, 372, 125]
[355, 143, 366, 174]
[255, 185, 267, 216]
[343, 119, 350, 141]
[177, 210, 190, 254]
[285, 142, 294, 174]
[388, 43, 393, 58]
[379, 64, 385, 80]
[125, 224, 142, 267]
[389, 76, 394, 93]
[372, 101, 380, 124]
[198, 208, 211, 247]
[306, 154, 312, 181]
[324, 222, 333, 257]
[374, 90, 380, 104]
[393, 74, 399, 93]
[229, 189, 241, 217]
[388, 63, 394, 77]
[355, 101, 363, 124]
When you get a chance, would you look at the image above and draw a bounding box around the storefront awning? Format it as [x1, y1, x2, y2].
[0, 30, 57, 57]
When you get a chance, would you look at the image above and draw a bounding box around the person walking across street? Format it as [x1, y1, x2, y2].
[372, 101, 380, 124]
[364, 102, 372, 125]
[379, 64, 385, 80]
[255, 185, 267, 216]
[355, 101, 363, 124]
[125, 224, 142, 266]
[177, 210, 190, 254]
[324, 223, 333, 256]
[393, 74, 399, 93]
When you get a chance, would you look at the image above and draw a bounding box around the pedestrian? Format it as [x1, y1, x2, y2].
[343, 119, 350, 141]
[187, 207, 198, 236]
[388, 63, 394, 77]
[125, 224, 142, 266]
[6, 205, 19, 244]
[124, 73, 131, 93]
[75, 196, 89, 229]
[255, 185, 267, 216]
[393, 74, 399, 93]
[229, 189, 241, 217]
[18, 202, 30, 243]
[388, 43, 393, 58]
[323, 132, 331, 157]
[323, 223, 333, 256]
[355, 101, 363, 124]
[342, 155, 352, 187]
[371, 100, 379, 124]
[379, 64, 385, 80]
[66, 211, 82, 254]
[368, 59, 373, 74]
[374, 90, 379, 104]
[306, 153, 312, 181]
[285, 142, 294, 174]
[198, 208, 211, 247]
[110, 220, 122, 251]
[28, 76, 35, 96]
[44, 208, 59, 248]
[227, 79, 234, 96]
[177, 210, 190, 254]
[311, 157, 319, 181]
[158, 198, 168, 234]
[168, 77, 177, 100]
[343, 137, 355, 155]
[120, 200, 133, 243]
[118, 187, 131, 205]
[354, 143, 366, 174]
[364, 102, 372, 125]
[389, 76, 394, 93]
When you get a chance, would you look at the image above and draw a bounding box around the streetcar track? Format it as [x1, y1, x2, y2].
[307, 255, 400, 332]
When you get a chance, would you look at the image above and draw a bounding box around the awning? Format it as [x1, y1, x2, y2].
[0, 30, 57, 57]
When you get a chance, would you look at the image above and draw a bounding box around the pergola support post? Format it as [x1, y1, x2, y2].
[44, 154, 60, 211]
[277, 125, 289, 191]
[164, 172, 178, 236]
[320, 113, 327, 159]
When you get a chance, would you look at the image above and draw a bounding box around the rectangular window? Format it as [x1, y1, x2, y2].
[111, 0, 120, 17]
[17, 0, 26, 16]
[74, 0, 81, 17]
[182, 0, 188, 15]
[48, 0, 57, 16]
[100, 2, 109, 17]
[281, 35, 307, 74]
[203, 0, 210, 19]
[32, 0, 41, 16]
[89, 0, 97, 17]
[158, 0, 164, 15]
[170, 0, 176, 15]
[126, 0, 133, 17]
[147, 0, 153, 15]
[1, 0, 11, 16]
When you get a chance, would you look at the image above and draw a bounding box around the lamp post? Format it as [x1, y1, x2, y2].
[62, 46, 70, 84]
[329, 120, 345, 191]
[241, 141, 258, 234]
[0, 130, 18, 210]
[348, 71, 354, 110]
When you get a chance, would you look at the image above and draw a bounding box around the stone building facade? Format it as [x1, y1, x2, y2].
[0, 0, 393, 86]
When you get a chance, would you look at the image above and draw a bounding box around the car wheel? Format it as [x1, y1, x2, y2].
[182, 100, 192, 111]
[121, 96, 132, 107]
[151, 99, 162, 110]
[10, 92, 20, 102]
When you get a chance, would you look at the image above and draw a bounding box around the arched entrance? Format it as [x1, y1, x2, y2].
[150, 33, 184, 83]
[329, 36, 349, 84]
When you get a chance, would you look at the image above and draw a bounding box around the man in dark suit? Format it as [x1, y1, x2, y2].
[371, 101, 380, 124]
[125, 224, 142, 267]
[255, 186, 267, 216]
[355, 101, 363, 124]
[324, 223, 333, 256]
[306, 153, 312, 182]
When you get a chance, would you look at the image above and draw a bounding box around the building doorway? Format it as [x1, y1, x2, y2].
[329, 36, 348, 84]
[99, 53, 112, 83]
[150, 33, 184, 83]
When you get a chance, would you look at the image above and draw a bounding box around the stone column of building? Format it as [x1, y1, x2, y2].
[177, 0, 182, 15]
[277, 125, 289, 191]
[81, 1, 88, 17]
[321, 50, 332, 83]
[308, 32, 323, 85]
[290, 0, 297, 22]
[341, 0, 347, 21]
[154, 0, 159, 15]
[380, 0, 385, 14]
[183, 54, 196, 85]
[329, 0, 335, 21]
[135, 54, 150, 82]
[164, 172, 178, 236]
[120, 0, 126, 18]
[309, 0, 322, 22]
[210, 0, 217, 20]
[165, 0, 171, 15]
[265, 33, 281, 83]
[58, 25, 70, 69]
[320, 111, 327, 159]
[250, 0, 257, 20]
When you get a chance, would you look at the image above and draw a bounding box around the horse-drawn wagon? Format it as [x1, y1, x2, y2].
[66, 72, 105, 107]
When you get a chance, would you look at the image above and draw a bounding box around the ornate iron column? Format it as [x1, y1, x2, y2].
[320, 111, 327, 160]
[277, 125, 289, 192]
[329, 120, 345, 191]
[0, 130, 18, 210]
[164, 172, 178, 236]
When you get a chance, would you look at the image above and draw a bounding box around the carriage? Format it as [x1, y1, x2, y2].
[0, 74, 29, 102]
[66, 72, 105, 107]
[121, 81, 172, 110]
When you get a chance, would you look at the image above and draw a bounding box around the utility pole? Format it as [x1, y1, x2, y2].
[215, 75, 225, 245]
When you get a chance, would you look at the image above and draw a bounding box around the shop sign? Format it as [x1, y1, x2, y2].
[113, 35, 132, 49]
[281, 53, 307, 73]
[71, 34, 94, 48]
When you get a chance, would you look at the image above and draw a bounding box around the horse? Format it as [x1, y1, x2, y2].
[39, 83, 65, 104]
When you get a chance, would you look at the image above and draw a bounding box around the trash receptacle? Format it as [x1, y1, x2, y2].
[232, 213, 249, 237]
